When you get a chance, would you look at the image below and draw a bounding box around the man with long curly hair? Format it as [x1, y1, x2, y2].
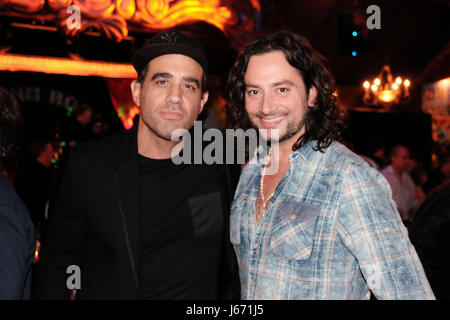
[226, 31, 434, 300]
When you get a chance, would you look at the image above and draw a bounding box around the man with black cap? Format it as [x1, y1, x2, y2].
[34, 30, 240, 300]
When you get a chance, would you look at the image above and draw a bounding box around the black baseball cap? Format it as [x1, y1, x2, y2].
[132, 29, 208, 78]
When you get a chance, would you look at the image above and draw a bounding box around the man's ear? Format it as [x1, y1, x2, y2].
[307, 85, 318, 107]
[130, 80, 141, 107]
[199, 91, 209, 113]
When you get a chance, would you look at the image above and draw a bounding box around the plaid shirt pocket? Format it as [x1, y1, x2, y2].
[270, 201, 320, 260]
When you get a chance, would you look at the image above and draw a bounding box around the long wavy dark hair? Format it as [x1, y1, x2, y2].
[226, 31, 347, 152]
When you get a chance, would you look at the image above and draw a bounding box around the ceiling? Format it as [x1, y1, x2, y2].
[258, 0, 449, 87]
[1, 0, 448, 89]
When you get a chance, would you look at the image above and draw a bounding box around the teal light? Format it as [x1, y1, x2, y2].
[51, 158, 56, 164]
[352, 51, 357, 56]
[352, 31, 358, 37]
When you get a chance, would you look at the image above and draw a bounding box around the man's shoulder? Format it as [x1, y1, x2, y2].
[314, 141, 390, 187]
[69, 128, 133, 160]
[59, 128, 135, 176]
[320, 141, 372, 169]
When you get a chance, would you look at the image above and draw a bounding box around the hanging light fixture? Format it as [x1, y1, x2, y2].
[362, 65, 411, 107]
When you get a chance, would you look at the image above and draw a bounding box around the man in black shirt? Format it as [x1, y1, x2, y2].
[34, 30, 240, 299]
[16, 139, 55, 236]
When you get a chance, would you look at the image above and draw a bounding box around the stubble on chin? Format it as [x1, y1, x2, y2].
[277, 113, 308, 144]
[140, 116, 175, 141]
[250, 110, 309, 145]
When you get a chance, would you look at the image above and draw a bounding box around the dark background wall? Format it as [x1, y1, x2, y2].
[0, 70, 123, 144]
[343, 110, 433, 170]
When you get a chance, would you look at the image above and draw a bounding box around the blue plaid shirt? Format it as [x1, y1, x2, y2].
[230, 141, 434, 300]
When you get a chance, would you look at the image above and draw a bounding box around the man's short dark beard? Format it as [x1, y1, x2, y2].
[140, 117, 176, 142]
[277, 108, 309, 144]
[254, 108, 309, 144]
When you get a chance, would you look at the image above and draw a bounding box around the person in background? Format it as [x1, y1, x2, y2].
[408, 179, 450, 300]
[364, 140, 386, 171]
[381, 145, 424, 224]
[15, 139, 55, 237]
[371, 144, 386, 170]
[424, 152, 450, 193]
[0, 86, 36, 299]
[410, 164, 428, 201]
[89, 116, 105, 140]
[64, 105, 93, 146]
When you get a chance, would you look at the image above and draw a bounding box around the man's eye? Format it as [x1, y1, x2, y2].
[278, 87, 288, 93]
[185, 84, 195, 90]
[248, 90, 259, 95]
[157, 80, 167, 85]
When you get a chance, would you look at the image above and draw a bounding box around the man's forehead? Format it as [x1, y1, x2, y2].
[245, 51, 302, 84]
[245, 79, 296, 88]
[247, 51, 290, 68]
[148, 54, 203, 72]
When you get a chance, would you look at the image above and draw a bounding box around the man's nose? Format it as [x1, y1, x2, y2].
[261, 93, 275, 115]
[167, 84, 182, 105]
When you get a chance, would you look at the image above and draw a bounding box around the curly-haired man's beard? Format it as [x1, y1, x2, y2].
[250, 108, 310, 144]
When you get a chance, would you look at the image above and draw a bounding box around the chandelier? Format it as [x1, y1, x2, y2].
[362, 65, 411, 107]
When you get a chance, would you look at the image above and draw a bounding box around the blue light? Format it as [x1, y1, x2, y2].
[352, 31, 358, 37]
[352, 51, 357, 56]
